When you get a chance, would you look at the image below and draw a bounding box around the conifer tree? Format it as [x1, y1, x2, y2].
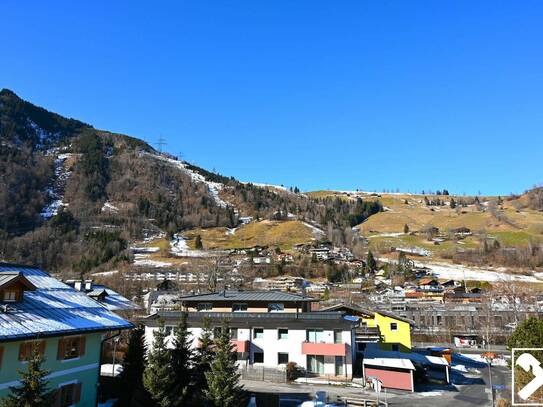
[143, 323, 173, 407]
[204, 323, 245, 407]
[195, 235, 203, 250]
[450, 198, 456, 209]
[2, 345, 54, 407]
[366, 250, 377, 272]
[170, 312, 194, 406]
[403, 224, 409, 234]
[118, 325, 151, 407]
[193, 317, 214, 400]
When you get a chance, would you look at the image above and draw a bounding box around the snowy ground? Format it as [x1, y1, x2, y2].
[302, 222, 326, 239]
[381, 257, 543, 283]
[100, 363, 123, 377]
[170, 235, 213, 257]
[143, 152, 230, 208]
[417, 260, 542, 283]
[134, 259, 173, 268]
[101, 201, 119, 213]
[40, 152, 74, 219]
[367, 232, 406, 238]
[90, 270, 119, 277]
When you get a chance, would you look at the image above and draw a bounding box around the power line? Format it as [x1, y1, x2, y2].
[154, 136, 167, 153]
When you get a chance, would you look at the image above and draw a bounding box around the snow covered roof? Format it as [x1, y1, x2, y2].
[0, 264, 133, 341]
[364, 343, 449, 367]
[86, 284, 140, 312]
[363, 357, 415, 370]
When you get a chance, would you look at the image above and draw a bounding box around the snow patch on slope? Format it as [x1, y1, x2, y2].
[170, 234, 212, 257]
[302, 222, 325, 239]
[40, 153, 74, 219]
[143, 152, 229, 208]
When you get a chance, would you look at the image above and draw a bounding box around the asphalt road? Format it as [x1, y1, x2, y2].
[241, 364, 513, 406]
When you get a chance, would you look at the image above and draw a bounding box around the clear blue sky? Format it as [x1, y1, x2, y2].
[1, 1, 542, 195]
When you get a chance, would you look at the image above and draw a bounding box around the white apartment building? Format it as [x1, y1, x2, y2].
[143, 291, 358, 378]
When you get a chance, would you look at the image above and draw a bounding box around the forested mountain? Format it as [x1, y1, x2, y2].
[0, 89, 381, 273]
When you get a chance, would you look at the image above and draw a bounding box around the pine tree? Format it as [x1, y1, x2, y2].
[204, 323, 245, 407]
[193, 317, 214, 401]
[450, 198, 456, 209]
[143, 323, 173, 407]
[118, 325, 151, 407]
[403, 224, 409, 234]
[366, 250, 377, 272]
[195, 235, 203, 250]
[170, 312, 194, 406]
[2, 346, 54, 407]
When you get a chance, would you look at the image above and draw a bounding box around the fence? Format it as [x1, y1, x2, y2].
[240, 365, 287, 383]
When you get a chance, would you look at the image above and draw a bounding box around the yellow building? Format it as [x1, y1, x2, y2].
[319, 303, 414, 353]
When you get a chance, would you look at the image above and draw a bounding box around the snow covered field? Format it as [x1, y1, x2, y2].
[381, 257, 543, 283]
[416, 260, 543, 283]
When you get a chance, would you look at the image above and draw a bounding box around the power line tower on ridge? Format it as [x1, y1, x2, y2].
[155, 136, 167, 153]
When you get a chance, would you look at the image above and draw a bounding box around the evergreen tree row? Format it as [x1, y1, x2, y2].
[118, 317, 245, 407]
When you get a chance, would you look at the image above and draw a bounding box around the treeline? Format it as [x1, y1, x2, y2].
[117, 319, 245, 407]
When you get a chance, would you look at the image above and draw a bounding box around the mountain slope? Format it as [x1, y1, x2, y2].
[0, 89, 380, 273]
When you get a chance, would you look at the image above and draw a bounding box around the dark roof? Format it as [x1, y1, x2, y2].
[143, 311, 358, 330]
[0, 264, 133, 341]
[317, 302, 415, 326]
[178, 290, 315, 303]
[318, 303, 375, 317]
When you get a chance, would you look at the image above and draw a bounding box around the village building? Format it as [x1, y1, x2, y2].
[0, 263, 132, 406]
[143, 291, 358, 379]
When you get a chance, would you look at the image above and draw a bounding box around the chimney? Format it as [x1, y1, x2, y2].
[74, 281, 82, 291]
[85, 281, 93, 291]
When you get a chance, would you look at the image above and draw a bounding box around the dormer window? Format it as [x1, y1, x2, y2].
[0, 272, 37, 304]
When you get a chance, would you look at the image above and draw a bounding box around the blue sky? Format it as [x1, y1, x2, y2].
[1, 1, 542, 195]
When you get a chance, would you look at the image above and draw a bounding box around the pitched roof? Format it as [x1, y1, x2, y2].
[86, 284, 140, 312]
[178, 290, 315, 303]
[0, 263, 133, 341]
[0, 272, 36, 291]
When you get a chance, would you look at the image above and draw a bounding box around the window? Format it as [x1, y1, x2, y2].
[56, 382, 82, 407]
[390, 322, 398, 331]
[333, 330, 342, 344]
[229, 328, 238, 340]
[253, 328, 264, 339]
[306, 329, 324, 343]
[278, 352, 289, 365]
[58, 336, 86, 361]
[391, 344, 399, 352]
[278, 329, 288, 340]
[307, 355, 324, 374]
[335, 356, 344, 376]
[0, 347, 4, 369]
[232, 303, 248, 312]
[268, 303, 284, 312]
[19, 340, 46, 361]
[197, 303, 213, 311]
[253, 351, 264, 363]
[3, 290, 17, 302]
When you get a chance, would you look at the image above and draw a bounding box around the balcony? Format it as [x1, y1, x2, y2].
[231, 340, 249, 353]
[301, 341, 347, 356]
